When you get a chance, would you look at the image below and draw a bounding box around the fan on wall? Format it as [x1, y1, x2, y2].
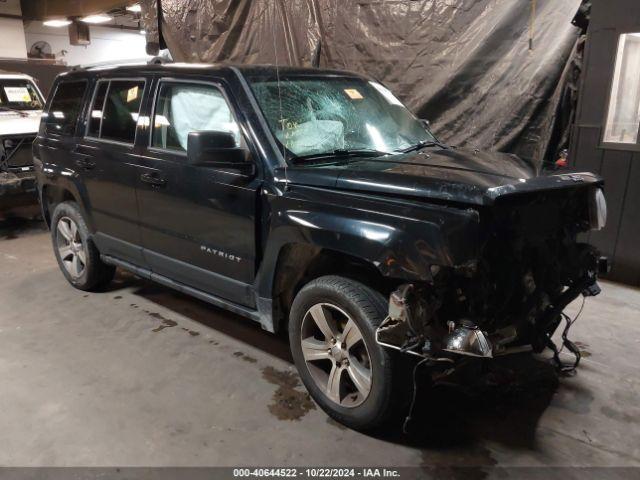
[29, 41, 54, 59]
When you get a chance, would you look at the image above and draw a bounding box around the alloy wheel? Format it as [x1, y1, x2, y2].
[56, 216, 86, 278]
[300, 302, 373, 407]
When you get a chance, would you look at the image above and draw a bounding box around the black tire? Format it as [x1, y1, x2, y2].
[51, 201, 115, 291]
[289, 275, 395, 431]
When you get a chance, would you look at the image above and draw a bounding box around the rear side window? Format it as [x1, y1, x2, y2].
[87, 79, 145, 144]
[44, 80, 87, 136]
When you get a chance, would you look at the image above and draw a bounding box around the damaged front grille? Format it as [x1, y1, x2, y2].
[377, 185, 601, 366]
[455, 187, 594, 333]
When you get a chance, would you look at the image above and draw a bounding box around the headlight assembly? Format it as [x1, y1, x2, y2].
[589, 187, 607, 230]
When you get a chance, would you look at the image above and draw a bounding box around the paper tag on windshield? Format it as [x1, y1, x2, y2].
[344, 88, 363, 100]
[4, 87, 31, 103]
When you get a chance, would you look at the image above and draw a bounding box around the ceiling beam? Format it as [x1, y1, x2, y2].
[20, 0, 134, 20]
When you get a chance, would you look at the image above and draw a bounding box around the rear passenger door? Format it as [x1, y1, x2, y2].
[135, 78, 260, 307]
[37, 79, 89, 200]
[77, 78, 147, 266]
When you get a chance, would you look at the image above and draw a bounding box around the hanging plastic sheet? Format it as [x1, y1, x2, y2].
[140, 0, 583, 165]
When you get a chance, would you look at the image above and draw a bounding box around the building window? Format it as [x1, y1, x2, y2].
[603, 33, 640, 145]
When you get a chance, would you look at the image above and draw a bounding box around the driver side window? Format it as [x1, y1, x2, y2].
[151, 82, 240, 152]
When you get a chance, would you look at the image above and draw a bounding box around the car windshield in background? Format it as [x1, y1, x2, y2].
[247, 75, 435, 163]
[0, 80, 43, 111]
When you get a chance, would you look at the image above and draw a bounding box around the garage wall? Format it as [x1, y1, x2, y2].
[0, 0, 28, 59]
[0, 59, 68, 97]
[0, 19, 27, 58]
[569, 0, 640, 285]
[24, 22, 149, 66]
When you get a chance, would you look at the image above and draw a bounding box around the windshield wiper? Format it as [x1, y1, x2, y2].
[0, 106, 29, 116]
[397, 140, 447, 154]
[290, 148, 390, 164]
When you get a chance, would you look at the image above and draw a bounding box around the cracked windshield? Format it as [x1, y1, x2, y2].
[248, 76, 434, 162]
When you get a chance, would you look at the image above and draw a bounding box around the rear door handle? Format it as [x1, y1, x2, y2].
[140, 172, 166, 187]
[75, 158, 96, 170]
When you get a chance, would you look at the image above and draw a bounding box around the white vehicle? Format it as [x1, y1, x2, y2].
[0, 71, 45, 206]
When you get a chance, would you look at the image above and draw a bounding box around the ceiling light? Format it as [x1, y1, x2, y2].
[126, 4, 142, 13]
[43, 19, 72, 27]
[81, 14, 113, 24]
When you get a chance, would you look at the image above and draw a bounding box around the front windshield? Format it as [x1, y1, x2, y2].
[248, 75, 435, 161]
[0, 79, 44, 111]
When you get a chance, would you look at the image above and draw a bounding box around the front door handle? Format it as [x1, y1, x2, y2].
[140, 172, 167, 187]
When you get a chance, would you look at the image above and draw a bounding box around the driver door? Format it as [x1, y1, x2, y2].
[135, 78, 260, 307]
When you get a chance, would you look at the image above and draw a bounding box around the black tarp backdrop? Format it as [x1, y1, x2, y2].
[139, 0, 583, 165]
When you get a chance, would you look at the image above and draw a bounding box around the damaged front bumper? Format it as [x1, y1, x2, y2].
[376, 268, 606, 365]
[376, 291, 494, 361]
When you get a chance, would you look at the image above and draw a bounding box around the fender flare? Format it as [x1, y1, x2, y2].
[40, 176, 95, 231]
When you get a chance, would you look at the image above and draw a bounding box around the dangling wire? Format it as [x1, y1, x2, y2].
[270, 1, 288, 185]
[548, 296, 586, 375]
[402, 357, 429, 434]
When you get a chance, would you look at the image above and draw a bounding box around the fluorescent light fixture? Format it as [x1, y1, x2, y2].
[43, 19, 72, 27]
[81, 14, 112, 24]
[126, 4, 142, 13]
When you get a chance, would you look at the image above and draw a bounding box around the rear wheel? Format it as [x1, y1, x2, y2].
[51, 201, 115, 291]
[289, 275, 395, 430]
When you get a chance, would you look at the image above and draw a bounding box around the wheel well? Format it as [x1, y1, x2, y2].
[41, 185, 75, 227]
[272, 244, 394, 332]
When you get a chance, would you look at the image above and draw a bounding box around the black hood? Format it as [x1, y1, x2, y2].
[277, 148, 602, 206]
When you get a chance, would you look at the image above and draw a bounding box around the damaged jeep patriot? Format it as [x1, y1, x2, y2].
[34, 64, 607, 430]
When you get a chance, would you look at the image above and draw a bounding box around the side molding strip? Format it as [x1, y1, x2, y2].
[101, 254, 269, 327]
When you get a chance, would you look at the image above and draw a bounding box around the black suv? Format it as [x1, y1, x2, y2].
[34, 63, 607, 430]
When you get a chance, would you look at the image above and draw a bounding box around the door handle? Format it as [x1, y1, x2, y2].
[75, 158, 96, 170]
[140, 172, 167, 187]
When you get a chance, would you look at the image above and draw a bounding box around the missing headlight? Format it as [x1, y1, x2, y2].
[589, 187, 607, 230]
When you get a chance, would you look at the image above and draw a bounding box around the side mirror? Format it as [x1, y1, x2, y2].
[187, 130, 254, 175]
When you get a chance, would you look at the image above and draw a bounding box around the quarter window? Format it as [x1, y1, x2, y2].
[44, 81, 87, 136]
[151, 82, 239, 152]
[603, 33, 640, 144]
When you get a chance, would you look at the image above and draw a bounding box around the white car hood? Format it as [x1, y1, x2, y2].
[0, 111, 42, 137]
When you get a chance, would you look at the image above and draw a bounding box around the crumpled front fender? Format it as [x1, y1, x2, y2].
[255, 186, 481, 298]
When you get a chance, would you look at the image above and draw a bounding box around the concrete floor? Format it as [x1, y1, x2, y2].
[1, 206, 640, 470]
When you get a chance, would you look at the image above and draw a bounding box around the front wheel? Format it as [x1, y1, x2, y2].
[289, 275, 395, 430]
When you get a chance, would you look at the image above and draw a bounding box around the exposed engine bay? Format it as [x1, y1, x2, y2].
[0, 135, 37, 200]
[1, 135, 35, 173]
[377, 184, 608, 374]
